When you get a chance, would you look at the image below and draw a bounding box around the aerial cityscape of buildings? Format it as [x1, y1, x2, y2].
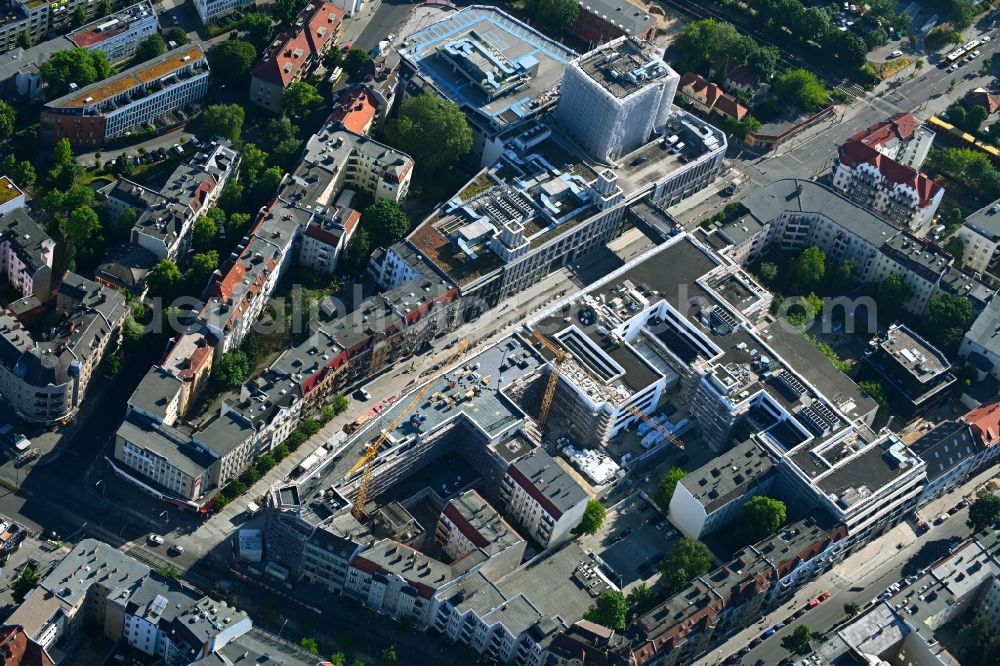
[2, 0, 1000, 665]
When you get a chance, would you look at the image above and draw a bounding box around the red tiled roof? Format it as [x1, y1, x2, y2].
[328, 88, 378, 135]
[837, 140, 941, 207]
[678, 72, 748, 121]
[963, 88, 1000, 114]
[0, 626, 54, 666]
[849, 112, 917, 149]
[964, 401, 1000, 447]
[252, 2, 342, 88]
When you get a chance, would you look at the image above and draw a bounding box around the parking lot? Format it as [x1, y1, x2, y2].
[581, 492, 679, 590]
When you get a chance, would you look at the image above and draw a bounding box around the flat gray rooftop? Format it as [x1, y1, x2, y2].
[577, 38, 671, 98]
[399, 6, 575, 126]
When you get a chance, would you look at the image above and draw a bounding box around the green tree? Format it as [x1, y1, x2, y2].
[258, 166, 285, 198]
[15, 31, 32, 49]
[876, 273, 914, 319]
[330, 653, 347, 666]
[41, 48, 113, 100]
[0, 100, 15, 143]
[757, 261, 779, 286]
[226, 211, 252, 238]
[135, 34, 167, 62]
[950, 0, 975, 30]
[859, 380, 888, 412]
[6, 158, 36, 189]
[343, 227, 372, 274]
[945, 236, 965, 266]
[386, 94, 472, 171]
[626, 583, 657, 618]
[275, 0, 308, 24]
[362, 198, 410, 249]
[781, 625, 813, 655]
[274, 444, 291, 460]
[208, 40, 258, 87]
[584, 590, 627, 631]
[381, 646, 398, 666]
[742, 496, 787, 542]
[342, 47, 372, 76]
[163, 26, 189, 46]
[790, 245, 826, 291]
[657, 467, 687, 509]
[531, 0, 579, 33]
[926, 293, 974, 351]
[966, 105, 990, 132]
[243, 12, 275, 49]
[660, 538, 713, 595]
[187, 251, 219, 293]
[147, 259, 185, 301]
[773, 69, 829, 113]
[218, 181, 245, 214]
[324, 46, 345, 70]
[257, 454, 276, 473]
[300, 637, 319, 655]
[12, 566, 39, 603]
[193, 215, 220, 252]
[71, 4, 87, 28]
[299, 419, 322, 437]
[112, 152, 134, 178]
[240, 143, 268, 183]
[283, 81, 323, 118]
[967, 493, 1000, 531]
[834, 30, 868, 71]
[318, 406, 337, 423]
[573, 500, 606, 535]
[844, 602, 861, 617]
[201, 104, 245, 143]
[215, 350, 251, 389]
[64, 206, 101, 246]
[331, 394, 350, 415]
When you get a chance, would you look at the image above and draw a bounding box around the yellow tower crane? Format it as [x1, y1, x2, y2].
[531, 331, 566, 430]
[627, 404, 686, 450]
[347, 340, 469, 520]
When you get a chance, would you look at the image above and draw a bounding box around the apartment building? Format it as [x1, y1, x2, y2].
[715, 179, 994, 316]
[5, 539, 257, 663]
[0, 179, 55, 300]
[0, 273, 127, 424]
[500, 450, 588, 548]
[959, 197, 1000, 274]
[193, 0, 255, 25]
[40, 44, 210, 148]
[963, 400, 1000, 472]
[832, 138, 943, 235]
[0, 0, 111, 55]
[568, 0, 656, 45]
[847, 113, 935, 170]
[0, 625, 53, 666]
[911, 421, 978, 508]
[668, 439, 776, 539]
[298, 206, 360, 273]
[860, 324, 957, 418]
[67, 2, 158, 63]
[436, 489, 525, 565]
[327, 86, 379, 136]
[250, 1, 343, 113]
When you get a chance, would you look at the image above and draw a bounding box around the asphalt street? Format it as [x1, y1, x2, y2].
[351, 0, 415, 53]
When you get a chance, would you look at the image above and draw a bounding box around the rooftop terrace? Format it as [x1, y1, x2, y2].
[47, 44, 206, 109]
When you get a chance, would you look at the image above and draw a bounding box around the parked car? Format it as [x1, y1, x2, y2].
[168, 544, 184, 555]
[147, 534, 164, 545]
[889, 50, 903, 58]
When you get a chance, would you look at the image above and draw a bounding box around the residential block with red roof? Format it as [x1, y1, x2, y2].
[963, 400, 1000, 472]
[677, 72, 748, 123]
[250, 1, 344, 113]
[832, 115, 943, 235]
[327, 86, 379, 136]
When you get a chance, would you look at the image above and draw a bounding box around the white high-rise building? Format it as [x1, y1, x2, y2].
[555, 36, 679, 163]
